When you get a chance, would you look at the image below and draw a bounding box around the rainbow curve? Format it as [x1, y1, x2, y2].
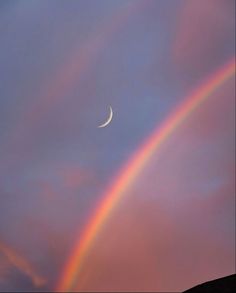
[56, 58, 235, 292]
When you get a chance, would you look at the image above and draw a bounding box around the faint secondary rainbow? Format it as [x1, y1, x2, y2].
[2, 0, 146, 167]
[56, 58, 235, 292]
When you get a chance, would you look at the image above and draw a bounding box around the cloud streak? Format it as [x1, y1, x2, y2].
[0, 241, 46, 288]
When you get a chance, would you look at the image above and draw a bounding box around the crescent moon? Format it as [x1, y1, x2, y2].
[98, 106, 113, 128]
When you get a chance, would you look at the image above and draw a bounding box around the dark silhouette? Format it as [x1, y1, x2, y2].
[183, 274, 236, 292]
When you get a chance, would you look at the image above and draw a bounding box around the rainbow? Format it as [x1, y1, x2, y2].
[56, 58, 235, 292]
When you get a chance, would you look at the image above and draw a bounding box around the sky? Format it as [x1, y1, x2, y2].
[0, 0, 235, 292]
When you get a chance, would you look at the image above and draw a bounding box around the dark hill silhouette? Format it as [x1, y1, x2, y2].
[183, 274, 235, 292]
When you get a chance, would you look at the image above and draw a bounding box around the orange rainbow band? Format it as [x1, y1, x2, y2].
[56, 58, 235, 292]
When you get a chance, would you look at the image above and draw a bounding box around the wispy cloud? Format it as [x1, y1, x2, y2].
[0, 241, 46, 288]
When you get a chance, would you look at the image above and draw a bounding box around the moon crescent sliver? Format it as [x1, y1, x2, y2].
[98, 106, 113, 128]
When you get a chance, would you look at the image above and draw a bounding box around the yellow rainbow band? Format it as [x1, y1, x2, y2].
[56, 58, 235, 292]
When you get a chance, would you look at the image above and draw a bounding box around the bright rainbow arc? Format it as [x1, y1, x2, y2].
[56, 59, 235, 292]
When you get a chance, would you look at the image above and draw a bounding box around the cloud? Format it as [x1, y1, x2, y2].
[0, 241, 46, 288]
[173, 0, 234, 84]
[57, 166, 92, 191]
[0, 255, 10, 283]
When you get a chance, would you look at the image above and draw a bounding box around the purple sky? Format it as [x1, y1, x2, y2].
[0, 0, 235, 291]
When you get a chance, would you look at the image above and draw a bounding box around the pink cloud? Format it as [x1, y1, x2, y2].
[0, 241, 46, 288]
[173, 0, 234, 83]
